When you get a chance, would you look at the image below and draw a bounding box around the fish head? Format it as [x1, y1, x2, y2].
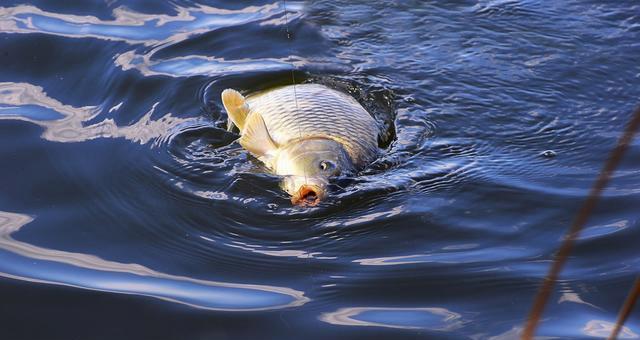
[275, 138, 353, 206]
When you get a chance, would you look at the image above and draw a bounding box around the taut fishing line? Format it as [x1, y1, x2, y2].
[282, 0, 317, 283]
[282, 0, 308, 190]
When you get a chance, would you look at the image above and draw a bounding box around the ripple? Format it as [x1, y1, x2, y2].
[579, 219, 631, 240]
[323, 205, 404, 228]
[320, 307, 464, 330]
[1, 0, 639, 337]
[115, 51, 296, 78]
[0, 82, 198, 144]
[582, 320, 638, 339]
[354, 246, 536, 266]
[0, 211, 308, 311]
[0, 3, 300, 45]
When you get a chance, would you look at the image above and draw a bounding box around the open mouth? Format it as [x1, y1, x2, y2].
[291, 185, 323, 206]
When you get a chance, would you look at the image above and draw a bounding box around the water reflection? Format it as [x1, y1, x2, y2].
[320, 307, 464, 330]
[115, 50, 294, 78]
[485, 327, 554, 340]
[355, 246, 534, 266]
[583, 320, 638, 339]
[558, 292, 600, 310]
[0, 82, 196, 144]
[488, 317, 639, 339]
[0, 211, 309, 311]
[221, 240, 331, 259]
[0, 3, 300, 45]
[1, 0, 638, 337]
[323, 205, 404, 227]
[1, 3, 307, 78]
[578, 220, 629, 240]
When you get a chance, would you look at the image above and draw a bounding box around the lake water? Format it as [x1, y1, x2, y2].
[1, 1, 639, 339]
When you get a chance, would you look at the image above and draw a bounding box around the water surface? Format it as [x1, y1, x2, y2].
[1, 0, 639, 339]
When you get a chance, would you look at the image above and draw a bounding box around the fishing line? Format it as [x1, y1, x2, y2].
[282, 0, 318, 287]
[522, 105, 640, 340]
[282, 0, 309, 193]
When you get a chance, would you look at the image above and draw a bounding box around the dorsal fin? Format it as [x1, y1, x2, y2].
[239, 112, 278, 160]
[221, 89, 250, 131]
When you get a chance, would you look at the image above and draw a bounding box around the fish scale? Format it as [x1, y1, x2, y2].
[246, 84, 379, 167]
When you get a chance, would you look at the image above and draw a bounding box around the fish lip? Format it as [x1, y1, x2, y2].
[291, 184, 325, 206]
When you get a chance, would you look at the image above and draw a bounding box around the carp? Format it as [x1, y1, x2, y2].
[222, 84, 379, 205]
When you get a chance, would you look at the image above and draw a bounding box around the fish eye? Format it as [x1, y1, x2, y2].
[319, 160, 335, 171]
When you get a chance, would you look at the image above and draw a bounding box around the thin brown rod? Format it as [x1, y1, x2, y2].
[521, 105, 640, 340]
[608, 277, 640, 340]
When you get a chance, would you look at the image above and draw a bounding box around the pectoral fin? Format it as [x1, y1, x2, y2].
[239, 112, 279, 159]
[221, 89, 250, 132]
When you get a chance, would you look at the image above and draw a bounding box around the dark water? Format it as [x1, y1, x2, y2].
[1, 0, 639, 339]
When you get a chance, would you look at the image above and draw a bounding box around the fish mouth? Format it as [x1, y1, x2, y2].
[291, 184, 324, 206]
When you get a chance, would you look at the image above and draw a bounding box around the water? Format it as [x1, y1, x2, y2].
[1, 1, 639, 338]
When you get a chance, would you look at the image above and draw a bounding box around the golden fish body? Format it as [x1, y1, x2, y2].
[222, 84, 380, 205]
[244, 84, 379, 167]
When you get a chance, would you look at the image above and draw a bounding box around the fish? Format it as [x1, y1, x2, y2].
[221, 83, 380, 205]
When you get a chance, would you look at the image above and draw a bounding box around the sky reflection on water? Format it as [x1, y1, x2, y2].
[0, 211, 308, 311]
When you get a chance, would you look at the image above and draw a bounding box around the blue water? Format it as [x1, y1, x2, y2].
[0, 1, 639, 339]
